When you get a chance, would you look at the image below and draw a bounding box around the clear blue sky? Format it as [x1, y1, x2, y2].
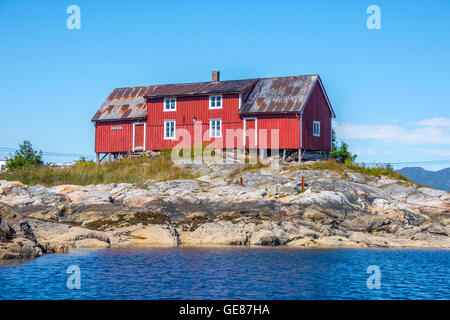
[1, 0, 449, 170]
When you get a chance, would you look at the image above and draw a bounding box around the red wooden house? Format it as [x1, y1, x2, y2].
[92, 72, 335, 162]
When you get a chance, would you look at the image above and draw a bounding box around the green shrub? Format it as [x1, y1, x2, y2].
[330, 129, 357, 163]
[6, 141, 43, 170]
[290, 159, 410, 181]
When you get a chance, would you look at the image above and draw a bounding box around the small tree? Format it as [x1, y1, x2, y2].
[330, 129, 357, 163]
[6, 141, 43, 170]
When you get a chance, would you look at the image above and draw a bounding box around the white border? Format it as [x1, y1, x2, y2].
[132, 122, 146, 152]
[243, 117, 257, 147]
[313, 121, 320, 137]
[209, 95, 223, 109]
[209, 119, 222, 138]
[163, 120, 176, 140]
[163, 98, 177, 112]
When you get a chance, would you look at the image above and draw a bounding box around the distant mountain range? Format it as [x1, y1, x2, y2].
[397, 167, 450, 191]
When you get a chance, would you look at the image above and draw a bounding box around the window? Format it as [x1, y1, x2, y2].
[313, 121, 320, 137]
[164, 120, 176, 139]
[209, 95, 222, 109]
[209, 119, 222, 138]
[164, 98, 176, 111]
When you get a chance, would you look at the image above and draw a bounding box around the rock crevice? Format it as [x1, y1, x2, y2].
[1, 165, 449, 260]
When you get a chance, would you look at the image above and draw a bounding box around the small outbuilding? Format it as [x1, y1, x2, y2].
[0, 159, 6, 171]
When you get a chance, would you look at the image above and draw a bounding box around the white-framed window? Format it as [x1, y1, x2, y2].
[209, 95, 222, 109]
[164, 120, 176, 140]
[313, 121, 320, 137]
[209, 119, 222, 138]
[164, 98, 176, 111]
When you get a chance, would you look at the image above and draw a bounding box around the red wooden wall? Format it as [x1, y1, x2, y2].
[134, 124, 144, 148]
[245, 114, 300, 149]
[146, 94, 243, 150]
[95, 121, 135, 153]
[301, 83, 332, 151]
[94, 80, 333, 153]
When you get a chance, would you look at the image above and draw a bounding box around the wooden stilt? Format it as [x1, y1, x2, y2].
[99, 153, 108, 163]
[282, 149, 286, 162]
[260, 148, 267, 160]
[298, 148, 302, 162]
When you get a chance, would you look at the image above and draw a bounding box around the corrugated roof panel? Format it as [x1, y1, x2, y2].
[143, 79, 257, 98]
[92, 79, 257, 122]
[92, 86, 149, 122]
[239, 75, 318, 114]
[92, 75, 326, 122]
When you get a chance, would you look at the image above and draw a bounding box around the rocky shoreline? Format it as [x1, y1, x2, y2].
[1, 163, 449, 260]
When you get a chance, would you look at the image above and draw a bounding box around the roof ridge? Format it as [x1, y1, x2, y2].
[112, 78, 260, 91]
[257, 74, 319, 80]
[110, 74, 318, 90]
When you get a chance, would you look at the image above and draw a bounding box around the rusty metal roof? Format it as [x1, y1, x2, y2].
[239, 75, 320, 114]
[92, 86, 151, 122]
[143, 79, 257, 98]
[92, 79, 257, 122]
[92, 75, 334, 122]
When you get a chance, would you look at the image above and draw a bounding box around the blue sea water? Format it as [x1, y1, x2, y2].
[0, 247, 448, 300]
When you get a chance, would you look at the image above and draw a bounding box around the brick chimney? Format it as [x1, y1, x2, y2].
[212, 70, 220, 81]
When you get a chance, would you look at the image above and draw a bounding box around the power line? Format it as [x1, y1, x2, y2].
[1, 146, 449, 166]
[0, 147, 95, 159]
[364, 159, 450, 166]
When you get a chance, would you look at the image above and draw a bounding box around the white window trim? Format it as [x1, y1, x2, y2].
[163, 98, 177, 112]
[164, 120, 176, 140]
[209, 95, 223, 109]
[209, 119, 222, 138]
[313, 121, 320, 137]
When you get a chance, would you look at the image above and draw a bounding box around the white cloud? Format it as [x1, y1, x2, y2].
[412, 117, 450, 127]
[333, 120, 450, 145]
[413, 148, 450, 157]
[351, 147, 376, 155]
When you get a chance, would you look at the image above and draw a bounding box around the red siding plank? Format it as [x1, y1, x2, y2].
[95, 121, 134, 153]
[301, 83, 332, 151]
[147, 94, 243, 150]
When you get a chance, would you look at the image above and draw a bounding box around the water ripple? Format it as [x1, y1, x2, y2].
[0, 247, 448, 299]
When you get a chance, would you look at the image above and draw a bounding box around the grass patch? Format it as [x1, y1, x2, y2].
[85, 211, 169, 230]
[85, 214, 126, 230]
[289, 159, 411, 182]
[229, 162, 270, 177]
[176, 215, 211, 232]
[0, 150, 199, 187]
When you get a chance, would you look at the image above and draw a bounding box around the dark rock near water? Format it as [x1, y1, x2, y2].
[0, 202, 43, 260]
